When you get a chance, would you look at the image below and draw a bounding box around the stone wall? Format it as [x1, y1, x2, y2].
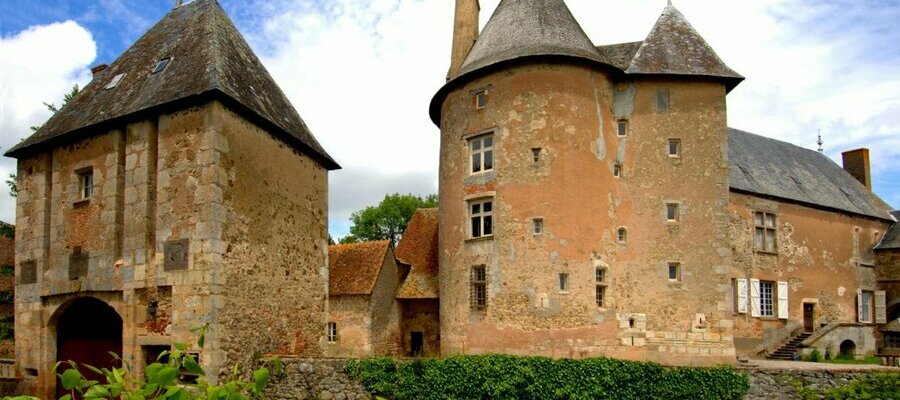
[263, 358, 369, 400]
[744, 368, 886, 400]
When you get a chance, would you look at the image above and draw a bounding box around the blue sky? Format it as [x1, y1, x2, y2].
[0, 0, 898, 238]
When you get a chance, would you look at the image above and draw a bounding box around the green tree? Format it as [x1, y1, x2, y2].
[6, 85, 81, 198]
[338, 235, 359, 244]
[348, 193, 437, 247]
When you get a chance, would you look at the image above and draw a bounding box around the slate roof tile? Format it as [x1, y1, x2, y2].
[875, 211, 900, 251]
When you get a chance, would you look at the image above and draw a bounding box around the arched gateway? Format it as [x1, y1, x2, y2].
[53, 297, 123, 398]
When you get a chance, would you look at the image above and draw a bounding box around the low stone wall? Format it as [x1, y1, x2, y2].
[264, 358, 370, 400]
[744, 368, 883, 399]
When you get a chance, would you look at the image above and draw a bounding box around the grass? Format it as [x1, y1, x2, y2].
[821, 356, 883, 365]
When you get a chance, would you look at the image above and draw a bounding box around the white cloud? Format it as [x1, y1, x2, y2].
[0, 20, 97, 223]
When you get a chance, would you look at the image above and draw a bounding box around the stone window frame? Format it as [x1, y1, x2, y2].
[558, 272, 569, 294]
[858, 290, 874, 324]
[474, 88, 488, 110]
[667, 138, 681, 158]
[470, 265, 488, 310]
[531, 147, 542, 163]
[759, 280, 776, 317]
[617, 227, 627, 244]
[665, 202, 681, 224]
[532, 218, 544, 236]
[468, 197, 494, 239]
[617, 119, 629, 137]
[326, 322, 337, 343]
[595, 268, 607, 308]
[754, 211, 778, 254]
[613, 161, 623, 178]
[667, 262, 682, 283]
[467, 133, 494, 175]
[76, 167, 94, 201]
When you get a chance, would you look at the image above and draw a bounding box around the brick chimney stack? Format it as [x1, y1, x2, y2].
[448, 0, 480, 81]
[842, 148, 872, 190]
[90, 64, 108, 78]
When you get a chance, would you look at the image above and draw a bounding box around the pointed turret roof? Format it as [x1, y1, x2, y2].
[6, 0, 339, 170]
[627, 3, 743, 90]
[456, 0, 611, 78]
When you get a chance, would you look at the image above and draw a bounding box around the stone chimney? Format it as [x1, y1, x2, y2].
[91, 64, 109, 78]
[842, 148, 871, 190]
[448, 0, 480, 81]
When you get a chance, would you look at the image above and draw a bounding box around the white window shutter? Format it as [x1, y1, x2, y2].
[736, 279, 748, 314]
[875, 291, 887, 324]
[750, 279, 761, 317]
[857, 289, 864, 323]
[777, 281, 789, 320]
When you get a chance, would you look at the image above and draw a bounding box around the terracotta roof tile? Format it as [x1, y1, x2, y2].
[328, 240, 390, 296]
[395, 209, 439, 299]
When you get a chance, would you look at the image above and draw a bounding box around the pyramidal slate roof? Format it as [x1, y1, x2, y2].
[6, 0, 339, 170]
[456, 0, 611, 78]
[627, 4, 743, 90]
[875, 211, 900, 250]
[729, 128, 893, 221]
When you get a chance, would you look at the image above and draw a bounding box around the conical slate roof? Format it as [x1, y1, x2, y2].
[6, 0, 339, 170]
[627, 3, 743, 90]
[456, 0, 611, 77]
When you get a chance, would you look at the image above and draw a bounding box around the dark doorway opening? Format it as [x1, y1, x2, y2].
[803, 303, 815, 332]
[56, 297, 122, 399]
[839, 340, 857, 359]
[410, 331, 424, 357]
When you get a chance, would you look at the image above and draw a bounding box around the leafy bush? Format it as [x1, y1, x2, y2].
[2, 325, 280, 400]
[825, 372, 900, 400]
[346, 355, 749, 400]
[806, 349, 823, 363]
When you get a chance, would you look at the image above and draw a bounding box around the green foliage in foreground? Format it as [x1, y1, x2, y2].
[2, 325, 280, 400]
[824, 372, 900, 400]
[346, 355, 750, 400]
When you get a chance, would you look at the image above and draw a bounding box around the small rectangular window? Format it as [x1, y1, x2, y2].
[596, 268, 607, 307]
[760, 281, 775, 317]
[613, 163, 622, 178]
[666, 203, 680, 223]
[327, 322, 337, 343]
[559, 273, 569, 292]
[532, 148, 541, 163]
[471, 265, 487, 309]
[151, 57, 172, 75]
[533, 218, 543, 235]
[617, 227, 627, 243]
[79, 170, 94, 200]
[469, 134, 494, 174]
[657, 89, 670, 112]
[667, 138, 681, 157]
[617, 120, 628, 137]
[105, 73, 126, 90]
[668, 262, 681, 282]
[859, 290, 873, 323]
[754, 212, 778, 253]
[469, 198, 493, 239]
[475, 90, 487, 109]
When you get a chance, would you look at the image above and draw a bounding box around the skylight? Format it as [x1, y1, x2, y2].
[151, 57, 172, 75]
[104, 73, 126, 90]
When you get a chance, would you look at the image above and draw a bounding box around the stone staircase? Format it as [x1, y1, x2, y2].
[766, 332, 812, 361]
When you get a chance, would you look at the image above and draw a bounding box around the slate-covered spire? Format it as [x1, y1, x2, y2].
[7, 0, 338, 170]
[627, 3, 743, 91]
[456, 0, 611, 78]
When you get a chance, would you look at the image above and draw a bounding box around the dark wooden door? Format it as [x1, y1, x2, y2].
[410, 332, 424, 357]
[55, 298, 122, 399]
[803, 303, 815, 332]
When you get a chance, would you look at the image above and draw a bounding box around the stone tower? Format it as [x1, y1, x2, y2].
[429, 0, 744, 364]
[5, 0, 338, 396]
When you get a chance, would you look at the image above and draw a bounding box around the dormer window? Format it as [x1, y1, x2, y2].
[151, 57, 172, 75]
[104, 73, 126, 90]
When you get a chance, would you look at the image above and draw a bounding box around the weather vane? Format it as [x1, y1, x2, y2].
[817, 130, 824, 153]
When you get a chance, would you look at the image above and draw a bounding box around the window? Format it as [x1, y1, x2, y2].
[754, 212, 777, 253]
[668, 262, 681, 282]
[327, 322, 337, 343]
[78, 170, 94, 200]
[617, 227, 627, 243]
[666, 203, 680, 223]
[859, 290, 873, 323]
[558, 273, 569, 293]
[657, 89, 670, 112]
[595, 268, 607, 307]
[531, 148, 541, 163]
[613, 162, 622, 178]
[469, 134, 494, 174]
[475, 90, 487, 109]
[471, 265, 487, 309]
[151, 57, 172, 74]
[667, 138, 681, 157]
[886, 333, 900, 348]
[469, 198, 493, 239]
[617, 120, 628, 137]
[533, 218, 543, 235]
[105, 73, 126, 90]
[760, 281, 775, 317]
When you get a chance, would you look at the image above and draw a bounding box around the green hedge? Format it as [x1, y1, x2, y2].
[825, 372, 900, 400]
[345, 355, 749, 400]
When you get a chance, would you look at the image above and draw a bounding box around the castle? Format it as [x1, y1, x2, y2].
[4, 0, 899, 396]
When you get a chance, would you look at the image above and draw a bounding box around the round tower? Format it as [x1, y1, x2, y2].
[430, 0, 743, 364]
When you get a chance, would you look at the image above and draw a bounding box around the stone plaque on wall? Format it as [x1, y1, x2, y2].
[164, 239, 189, 271]
[69, 251, 89, 279]
[19, 260, 37, 285]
